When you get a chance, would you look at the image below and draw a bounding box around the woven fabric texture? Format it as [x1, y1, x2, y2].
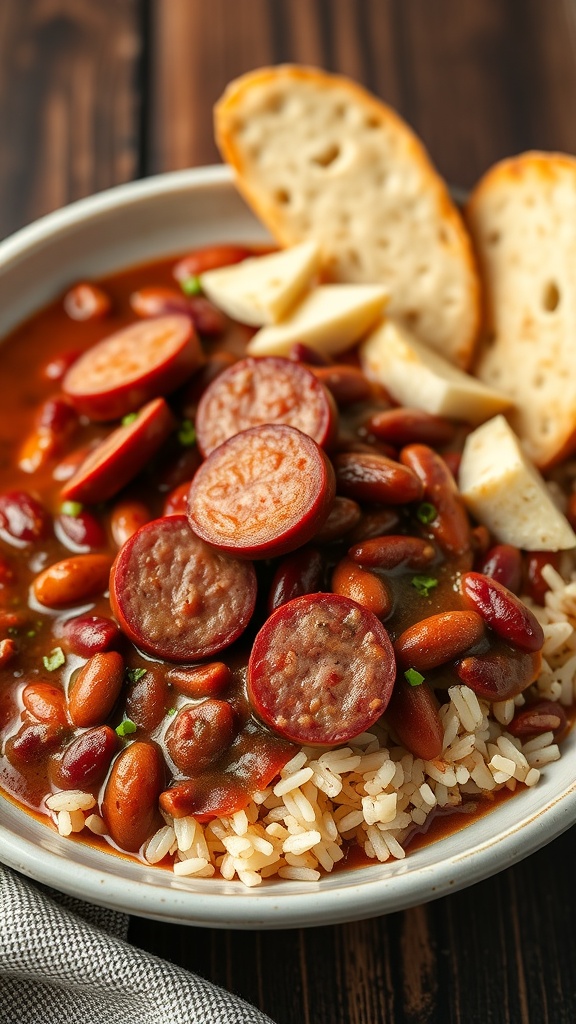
[0, 866, 275, 1024]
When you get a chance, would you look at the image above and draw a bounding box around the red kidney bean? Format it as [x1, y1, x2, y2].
[368, 408, 456, 447]
[62, 316, 202, 421]
[0, 638, 16, 668]
[0, 491, 49, 544]
[471, 525, 491, 556]
[64, 282, 111, 321]
[478, 545, 522, 594]
[188, 425, 336, 559]
[130, 285, 196, 318]
[334, 451, 423, 505]
[173, 245, 253, 281]
[349, 535, 436, 571]
[335, 438, 398, 461]
[395, 610, 485, 671]
[248, 593, 397, 746]
[42, 350, 82, 382]
[125, 667, 170, 731]
[162, 481, 192, 517]
[61, 398, 176, 504]
[312, 365, 374, 405]
[33, 553, 114, 608]
[160, 779, 248, 822]
[332, 557, 392, 618]
[385, 679, 443, 760]
[400, 444, 471, 555]
[57, 509, 106, 551]
[457, 650, 542, 701]
[22, 682, 68, 727]
[507, 700, 568, 739]
[5, 722, 64, 766]
[110, 499, 151, 548]
[523, 551, 561, 606]
[53, 725, 118, 789]
[166, 663, 233, 700]
[59, 615, 122, 658]
[187, 296, 226, 337]
[290, 343, 331, 366]
[110, 516, 257, 661]
[196, 357, 337, 457]
[36, 395, 78, 434]
[155, 445, 201, 494]
[68, 651, 125, 728]
[102, 741, 164, 851]
[461, 572, 544, 653]
[313, 496, 362, 544]
[268, 546, 324, 613]
[166, 700, 236, 774]
[18, 397, 80, 474]
[441, 451, 462, 481]
[347, 508, 401, 543]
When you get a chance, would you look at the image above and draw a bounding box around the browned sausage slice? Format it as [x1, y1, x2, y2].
[62, 315, 202, 420]
[187, 424, 336, 559]
[61, 398, 176, 504]
[196, 356, 337, 456]
[110, 515, 256, 661]
[248, 593, 396, 745]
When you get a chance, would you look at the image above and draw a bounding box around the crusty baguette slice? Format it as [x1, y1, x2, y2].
[466, 152, 576, 469]
[215, 65, 480, 368]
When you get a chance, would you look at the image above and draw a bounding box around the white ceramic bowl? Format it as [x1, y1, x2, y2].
[1, 166, 575, 929]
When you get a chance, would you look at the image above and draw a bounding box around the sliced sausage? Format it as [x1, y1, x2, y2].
[110, 515, 256, 661]
[62, 315, 202, 421]
[195, 356, 337, 456]
[61, 398, 176, 504]
[187, 424, 336, 559]
[248, 593, 396, 745]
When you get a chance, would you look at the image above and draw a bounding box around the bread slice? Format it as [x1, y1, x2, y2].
[215, 65, 480, 368]
[466, 152, 576, 469]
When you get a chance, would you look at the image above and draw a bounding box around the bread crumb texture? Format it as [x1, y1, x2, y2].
[215, 65, 480, 368]
[466, 152, 576, 468]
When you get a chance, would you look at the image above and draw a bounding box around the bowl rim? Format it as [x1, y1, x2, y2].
[1, 164, 576, 929]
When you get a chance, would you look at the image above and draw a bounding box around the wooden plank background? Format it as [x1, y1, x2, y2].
[2, 1, 576, 1021]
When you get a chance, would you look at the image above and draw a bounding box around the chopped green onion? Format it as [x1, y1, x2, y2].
[121, 412, 139, 426]
[181, 275, 203, 296]
[404, 668, 425, 687]
[178, 420, 196, 447]
[126, 667, 147, 684]
[7, 626, 18, 637]
[412, 575, 438, 598]
[416, 502, 437, 525]
[166, 707, 177, 716]
[116, 719, 137, 737]
[43, 647, 65, 672]
[60, 501, 83, 518]
[26, 630, 36, 638]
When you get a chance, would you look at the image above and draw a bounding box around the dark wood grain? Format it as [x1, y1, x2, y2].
[2, 1, 576, 1021]
[0, 0, 141, 239]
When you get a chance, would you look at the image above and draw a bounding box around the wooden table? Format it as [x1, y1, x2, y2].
[2, 2, 575, 1021]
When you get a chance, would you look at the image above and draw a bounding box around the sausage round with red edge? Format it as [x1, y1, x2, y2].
[248, 593, 396, 745]
[187, 423, 336, 559]
[110, 516, 256, 661]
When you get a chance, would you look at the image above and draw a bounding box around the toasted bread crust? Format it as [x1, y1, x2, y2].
[466, 151, 576, 468]
[215, 65, 480, 368]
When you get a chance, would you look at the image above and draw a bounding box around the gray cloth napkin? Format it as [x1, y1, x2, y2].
[0, 866, 275, 1024]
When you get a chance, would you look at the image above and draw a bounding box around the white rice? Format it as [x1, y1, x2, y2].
[43, 566, 576, 887]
